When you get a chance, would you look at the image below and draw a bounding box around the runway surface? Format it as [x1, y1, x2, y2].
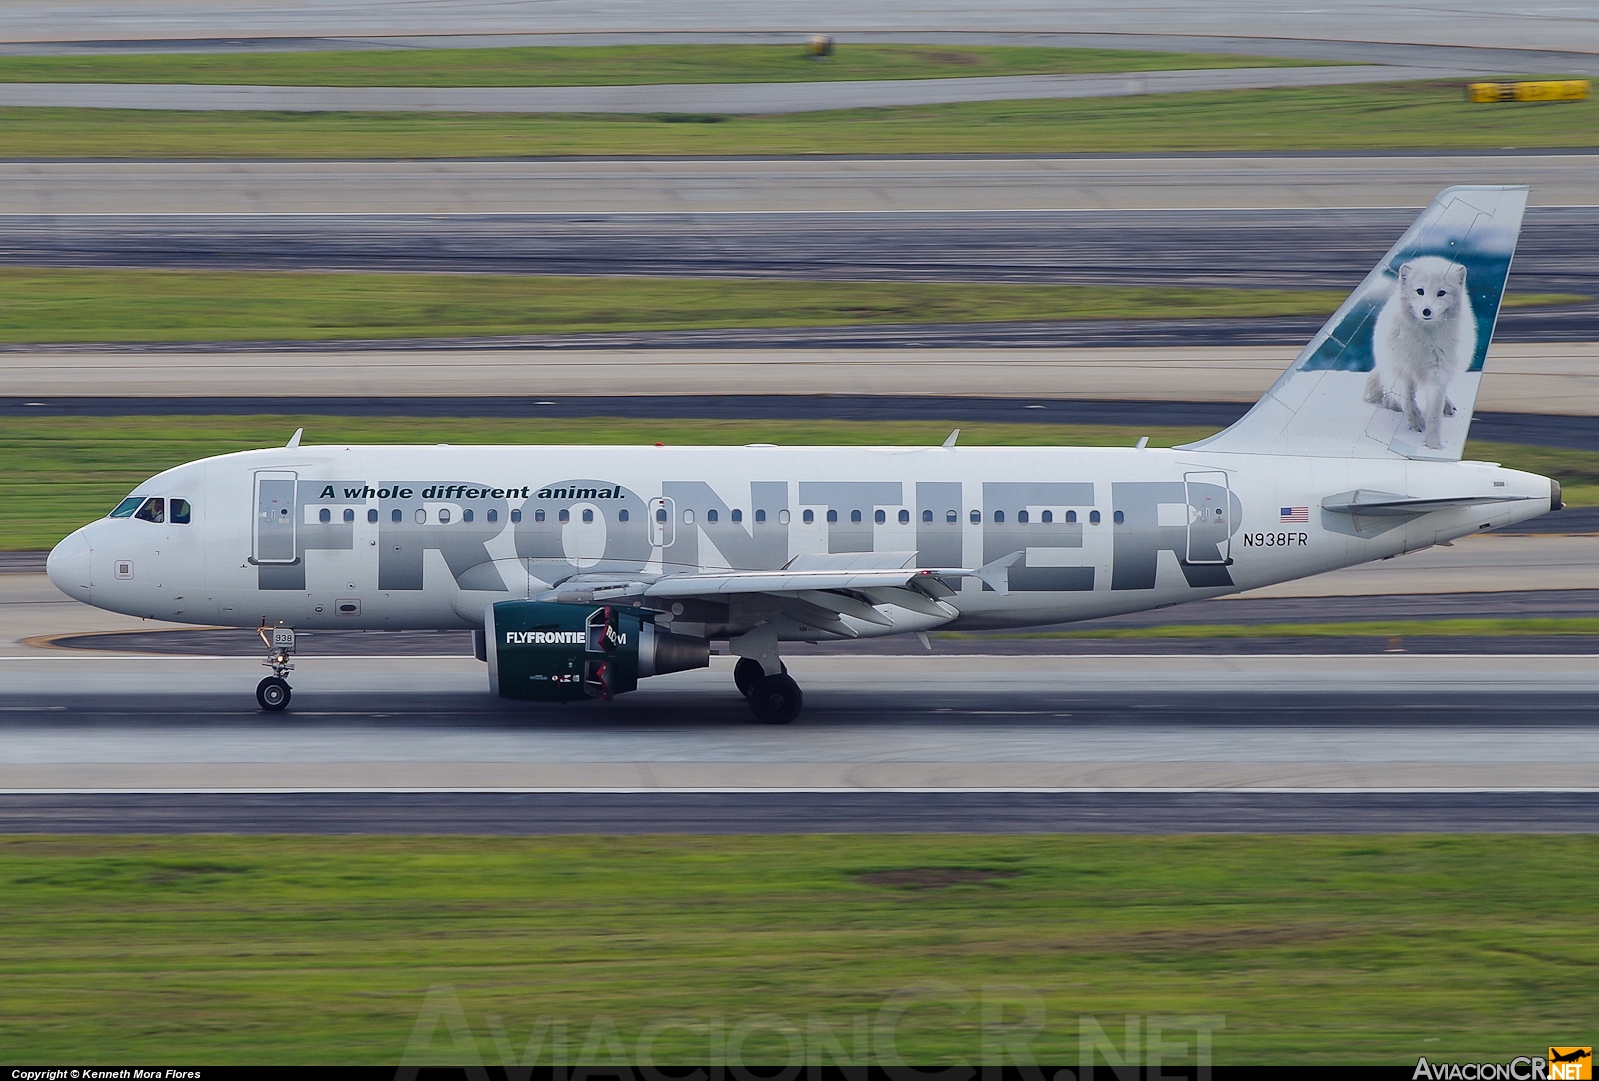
[3, 655, 1598, 800]
[5, 156, 1595, 216]
[0, 65, 1447, 113]
[6, 1, 1599, 55]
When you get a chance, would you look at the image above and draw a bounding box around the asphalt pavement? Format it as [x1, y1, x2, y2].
[5, 156, 1595, 216]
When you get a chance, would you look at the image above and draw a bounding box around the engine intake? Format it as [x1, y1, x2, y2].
[485, 600, 708, 702]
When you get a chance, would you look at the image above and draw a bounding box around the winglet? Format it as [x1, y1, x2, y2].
[942, 429, 960, 448]
[974, 551, 1023, 597]
[285, 428, 303, 449]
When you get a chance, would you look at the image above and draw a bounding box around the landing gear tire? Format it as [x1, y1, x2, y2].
[256, 676, 291, 712]
[748, 673, 802, 724]
[734, 657, 786, 699]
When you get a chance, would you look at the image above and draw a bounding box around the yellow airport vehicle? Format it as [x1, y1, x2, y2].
[1467, 79, 1590, 103]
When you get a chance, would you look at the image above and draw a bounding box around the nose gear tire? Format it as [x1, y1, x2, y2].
[256, 676, 291, 711]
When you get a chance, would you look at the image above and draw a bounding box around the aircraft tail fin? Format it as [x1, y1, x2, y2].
[1179, 185, 1529, 461]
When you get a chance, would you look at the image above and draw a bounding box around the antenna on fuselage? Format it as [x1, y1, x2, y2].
[941, 429, 960, 448]
[285, 428, 303, 448]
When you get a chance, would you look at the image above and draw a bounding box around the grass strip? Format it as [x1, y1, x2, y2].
[944, 618, 1599, 639]
[0, 267, 1580, 345]
[1, 835, 1595, 1063]
[2, 417, 1587, 552]
[0, 44, 1319, 87]
[0, 268, 1367, 343]
[1, 82, 1596, 158]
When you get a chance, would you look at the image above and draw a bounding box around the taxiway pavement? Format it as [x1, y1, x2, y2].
[5, 156, 1595, 216]
[7, 342, 1598, 413]
[0, 65, 1451, 113]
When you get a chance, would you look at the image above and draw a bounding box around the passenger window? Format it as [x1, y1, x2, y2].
[618, 509, 629, 522]
[850, 510, 862, 523]
[923, 510, 934, 523]
[803, 510, 814, 525]
[1066, 510, 1077, 524]
[993, 510, 1004, 524]
[778, 510, 789, 524]
[368, 509, 378, 524]
[1041, 510, 1052, 524]
[1113, 510, 1125, 524]
[488, 509, 498, 523]
[510, 509, 522, 523]
[731, 509, 742, 523]
[874, 510, 886, 524]
[463, 508, 473, 523]
[970, 510, 980, 524]
[1018, 510, 1029, 524]
[414, 508, 427, 524]
[343, 508, 355, 523]
[319, 508, 331, 523]
[899, 510, 910, 524]
[581, 508, 593, 524]
[135, 497, 164, 523]
[392, 509, 402, 523]
[826, 510, 838, 524]
[170, 499, 191, 525]
[755, 509, 766, 524]
[110, 496, 143, 518]
[439, 509, 451, 524]
[535, 509, 546, 523]
[706, 509, 719, 523]
[946, 510, 957, 523]
[1090, 510, 1101, 524]
[655, 508, 667, 523]
[558, 509, 570, 524]
[683, 510, 695, 524]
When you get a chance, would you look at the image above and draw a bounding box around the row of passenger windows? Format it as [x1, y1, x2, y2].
[109, 496, 192, 524]
[311, 505, 1128, 527]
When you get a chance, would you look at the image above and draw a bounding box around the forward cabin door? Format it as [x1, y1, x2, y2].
[253, 470, 299, 564]
[1184, 470, 1231, 565]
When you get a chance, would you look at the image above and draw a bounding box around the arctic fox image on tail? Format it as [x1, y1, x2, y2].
[1362, 256, 1477, 449]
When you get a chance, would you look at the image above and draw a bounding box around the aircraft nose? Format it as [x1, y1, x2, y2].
[47, 528, 92, 599]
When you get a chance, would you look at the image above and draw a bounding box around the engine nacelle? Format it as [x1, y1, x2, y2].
[485, 600, 708, 702]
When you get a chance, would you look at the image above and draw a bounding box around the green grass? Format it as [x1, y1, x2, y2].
[0, 267, 1369, 344]
[0, 44, 1319, 87]
[948, 618, 1599, 640]
[2, 82, 1596, 158]
[3, 417, 1586, 552]
[0, 267, 1580, 345]
[0, 835, 1594, 1063]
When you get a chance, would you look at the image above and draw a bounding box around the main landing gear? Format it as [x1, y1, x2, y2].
[733, 656, 802, 725]
[256, 621, 296, 712]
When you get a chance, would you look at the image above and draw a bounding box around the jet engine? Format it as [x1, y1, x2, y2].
[485, 600, 708, 702]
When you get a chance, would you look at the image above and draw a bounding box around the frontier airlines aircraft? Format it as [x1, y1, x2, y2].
[48, 187, 1558, 722]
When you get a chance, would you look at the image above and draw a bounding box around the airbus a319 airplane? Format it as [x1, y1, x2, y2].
[47, 186, 1559, 722]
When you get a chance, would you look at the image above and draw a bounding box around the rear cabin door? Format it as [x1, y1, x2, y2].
[253, 471, 299, 564]
[1184, 470, 1231, 565]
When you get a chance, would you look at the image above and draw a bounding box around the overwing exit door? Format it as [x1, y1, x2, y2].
[254, 470, 299, 564]
[1184, 470, 1231, 565]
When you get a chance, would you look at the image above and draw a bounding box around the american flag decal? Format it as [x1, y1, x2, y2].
[1280, 506, 1309, 523]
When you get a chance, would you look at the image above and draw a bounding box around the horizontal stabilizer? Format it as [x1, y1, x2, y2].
[1321, 489, 1537, 516]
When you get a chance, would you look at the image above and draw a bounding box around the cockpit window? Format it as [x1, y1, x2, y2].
[109, 497, 143, 518]
[170, 499, 192, 525]
[133, 497, 165, 524]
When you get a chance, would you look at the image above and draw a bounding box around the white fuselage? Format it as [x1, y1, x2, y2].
[46, 442, 1555, 640]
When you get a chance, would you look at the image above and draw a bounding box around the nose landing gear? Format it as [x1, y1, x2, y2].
[256, 621, 295, 711]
